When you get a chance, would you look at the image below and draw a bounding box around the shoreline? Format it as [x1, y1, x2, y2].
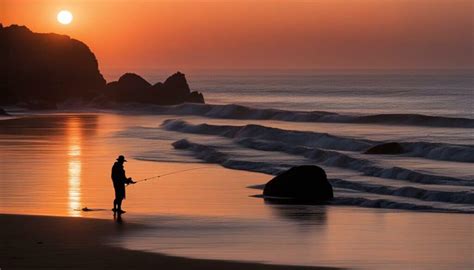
[0, 213, 341, 270]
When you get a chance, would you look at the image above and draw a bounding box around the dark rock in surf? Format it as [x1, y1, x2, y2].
[365, 142, 404, 155]
[150, 71, 205, 105]
[263, 165, 333, 203]
[116, 73, 152, 91]
[0, 24, 106, 105]
[172, 139, 192, 149]
[106, 71, 205, 105]
[162, 71, 191, 101]
[186, 91, 205, 103]
[105, 73, 152, 103]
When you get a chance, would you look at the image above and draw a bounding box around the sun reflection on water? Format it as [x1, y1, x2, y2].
[67, 117, 82, 216]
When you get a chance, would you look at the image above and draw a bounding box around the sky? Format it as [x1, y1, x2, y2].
[2, 0, 473, 73]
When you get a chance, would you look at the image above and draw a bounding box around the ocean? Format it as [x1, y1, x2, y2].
[1, 69, 473, 269]
[123, 69, 474, 213]
[140, 69, 473, 117]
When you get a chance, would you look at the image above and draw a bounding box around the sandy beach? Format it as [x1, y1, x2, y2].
[0, 214, 340, 270]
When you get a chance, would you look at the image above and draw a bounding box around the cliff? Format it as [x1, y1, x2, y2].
[0, 24, 205, 107]
[0, 24, 106, 105]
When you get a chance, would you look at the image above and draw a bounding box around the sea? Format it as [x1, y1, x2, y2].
[1, 69, 473, 269]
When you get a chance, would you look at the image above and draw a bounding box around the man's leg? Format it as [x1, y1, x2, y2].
[117, 198, 123, 212]
[113, 198, 118, 211]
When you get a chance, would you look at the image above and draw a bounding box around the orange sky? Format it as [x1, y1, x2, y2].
[2, 0, 473, 72]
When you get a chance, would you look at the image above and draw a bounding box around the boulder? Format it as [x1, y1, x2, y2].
[365, 142, 404, 155]
[107, 71, 205, 105]
[150, 71, 198, 104]
[162, 72, 191, 99]
[117, 73, 151, 90]
[187, 91, 205, 103]
[105, 73, 152, 103]
[0, 24, 106, 105]
[263, 165, 333, 203]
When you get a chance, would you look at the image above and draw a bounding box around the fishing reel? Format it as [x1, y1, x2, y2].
[126, 177, 137, 185]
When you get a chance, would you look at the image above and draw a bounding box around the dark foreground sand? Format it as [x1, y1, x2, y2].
[0, 214, 341, 270]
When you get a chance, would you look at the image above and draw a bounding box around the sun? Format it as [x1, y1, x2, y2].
[57, 10, 73, 25]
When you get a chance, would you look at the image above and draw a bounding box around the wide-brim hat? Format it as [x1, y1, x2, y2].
[117, 155, 127, 162]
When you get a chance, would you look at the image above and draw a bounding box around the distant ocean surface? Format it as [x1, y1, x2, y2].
[108, 69, 474, 117]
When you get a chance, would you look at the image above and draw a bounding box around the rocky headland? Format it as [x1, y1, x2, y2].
[0, 24, 204, 108]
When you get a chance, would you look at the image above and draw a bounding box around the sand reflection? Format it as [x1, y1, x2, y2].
[67, 117, 82, 216]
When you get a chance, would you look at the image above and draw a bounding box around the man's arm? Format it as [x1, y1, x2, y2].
[125, 177, 136, 185]
[122, 169, 136, 184]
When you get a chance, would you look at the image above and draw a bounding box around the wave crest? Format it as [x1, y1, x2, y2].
[170, 139, 474, 212]
[163, 119, 474, 163]
[141, 103, 474, 128]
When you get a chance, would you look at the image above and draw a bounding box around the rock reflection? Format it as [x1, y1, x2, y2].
[264, 200, 327, 226]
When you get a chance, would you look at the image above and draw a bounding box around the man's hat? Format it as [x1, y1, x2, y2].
[117, 155, 127, 162]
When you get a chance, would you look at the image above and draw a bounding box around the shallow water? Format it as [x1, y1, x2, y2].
[0, 113, 473, 270]
[118, 208, 474, 270]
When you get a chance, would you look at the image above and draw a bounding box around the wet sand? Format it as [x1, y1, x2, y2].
[0, 214, 340, 270]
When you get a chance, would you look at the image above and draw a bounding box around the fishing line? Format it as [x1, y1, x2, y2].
[131, 166, 214, 185]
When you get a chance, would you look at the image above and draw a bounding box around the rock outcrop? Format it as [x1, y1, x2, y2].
[0, 24, 106, 105]
[263, 165, 334, 203]
[105, 71, 205, 105]
[365, 142, 404, 155]
[1, 24, 205, 107]
[105, 73, 152, 103]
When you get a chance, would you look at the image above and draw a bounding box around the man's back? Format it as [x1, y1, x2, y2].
[111, 161, 125, 185]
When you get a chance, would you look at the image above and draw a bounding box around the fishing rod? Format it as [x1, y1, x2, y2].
[129, 166, 214, 185]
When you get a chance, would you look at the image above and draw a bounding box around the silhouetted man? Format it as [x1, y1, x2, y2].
[111, 155, 135, 214]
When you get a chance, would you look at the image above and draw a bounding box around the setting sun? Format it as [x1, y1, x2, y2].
[57, 10, 73, 25]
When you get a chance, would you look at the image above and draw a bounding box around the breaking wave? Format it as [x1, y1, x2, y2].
[134, 103, 474, 128]
[236, 138, 474, 186]
[331, 179, 474, 204]
[162, 119, 474, 163]
[171, 139, 474, 213]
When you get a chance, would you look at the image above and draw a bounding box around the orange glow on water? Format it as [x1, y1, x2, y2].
[67, 117, 82, 216]
[0, 114, 270, 217]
